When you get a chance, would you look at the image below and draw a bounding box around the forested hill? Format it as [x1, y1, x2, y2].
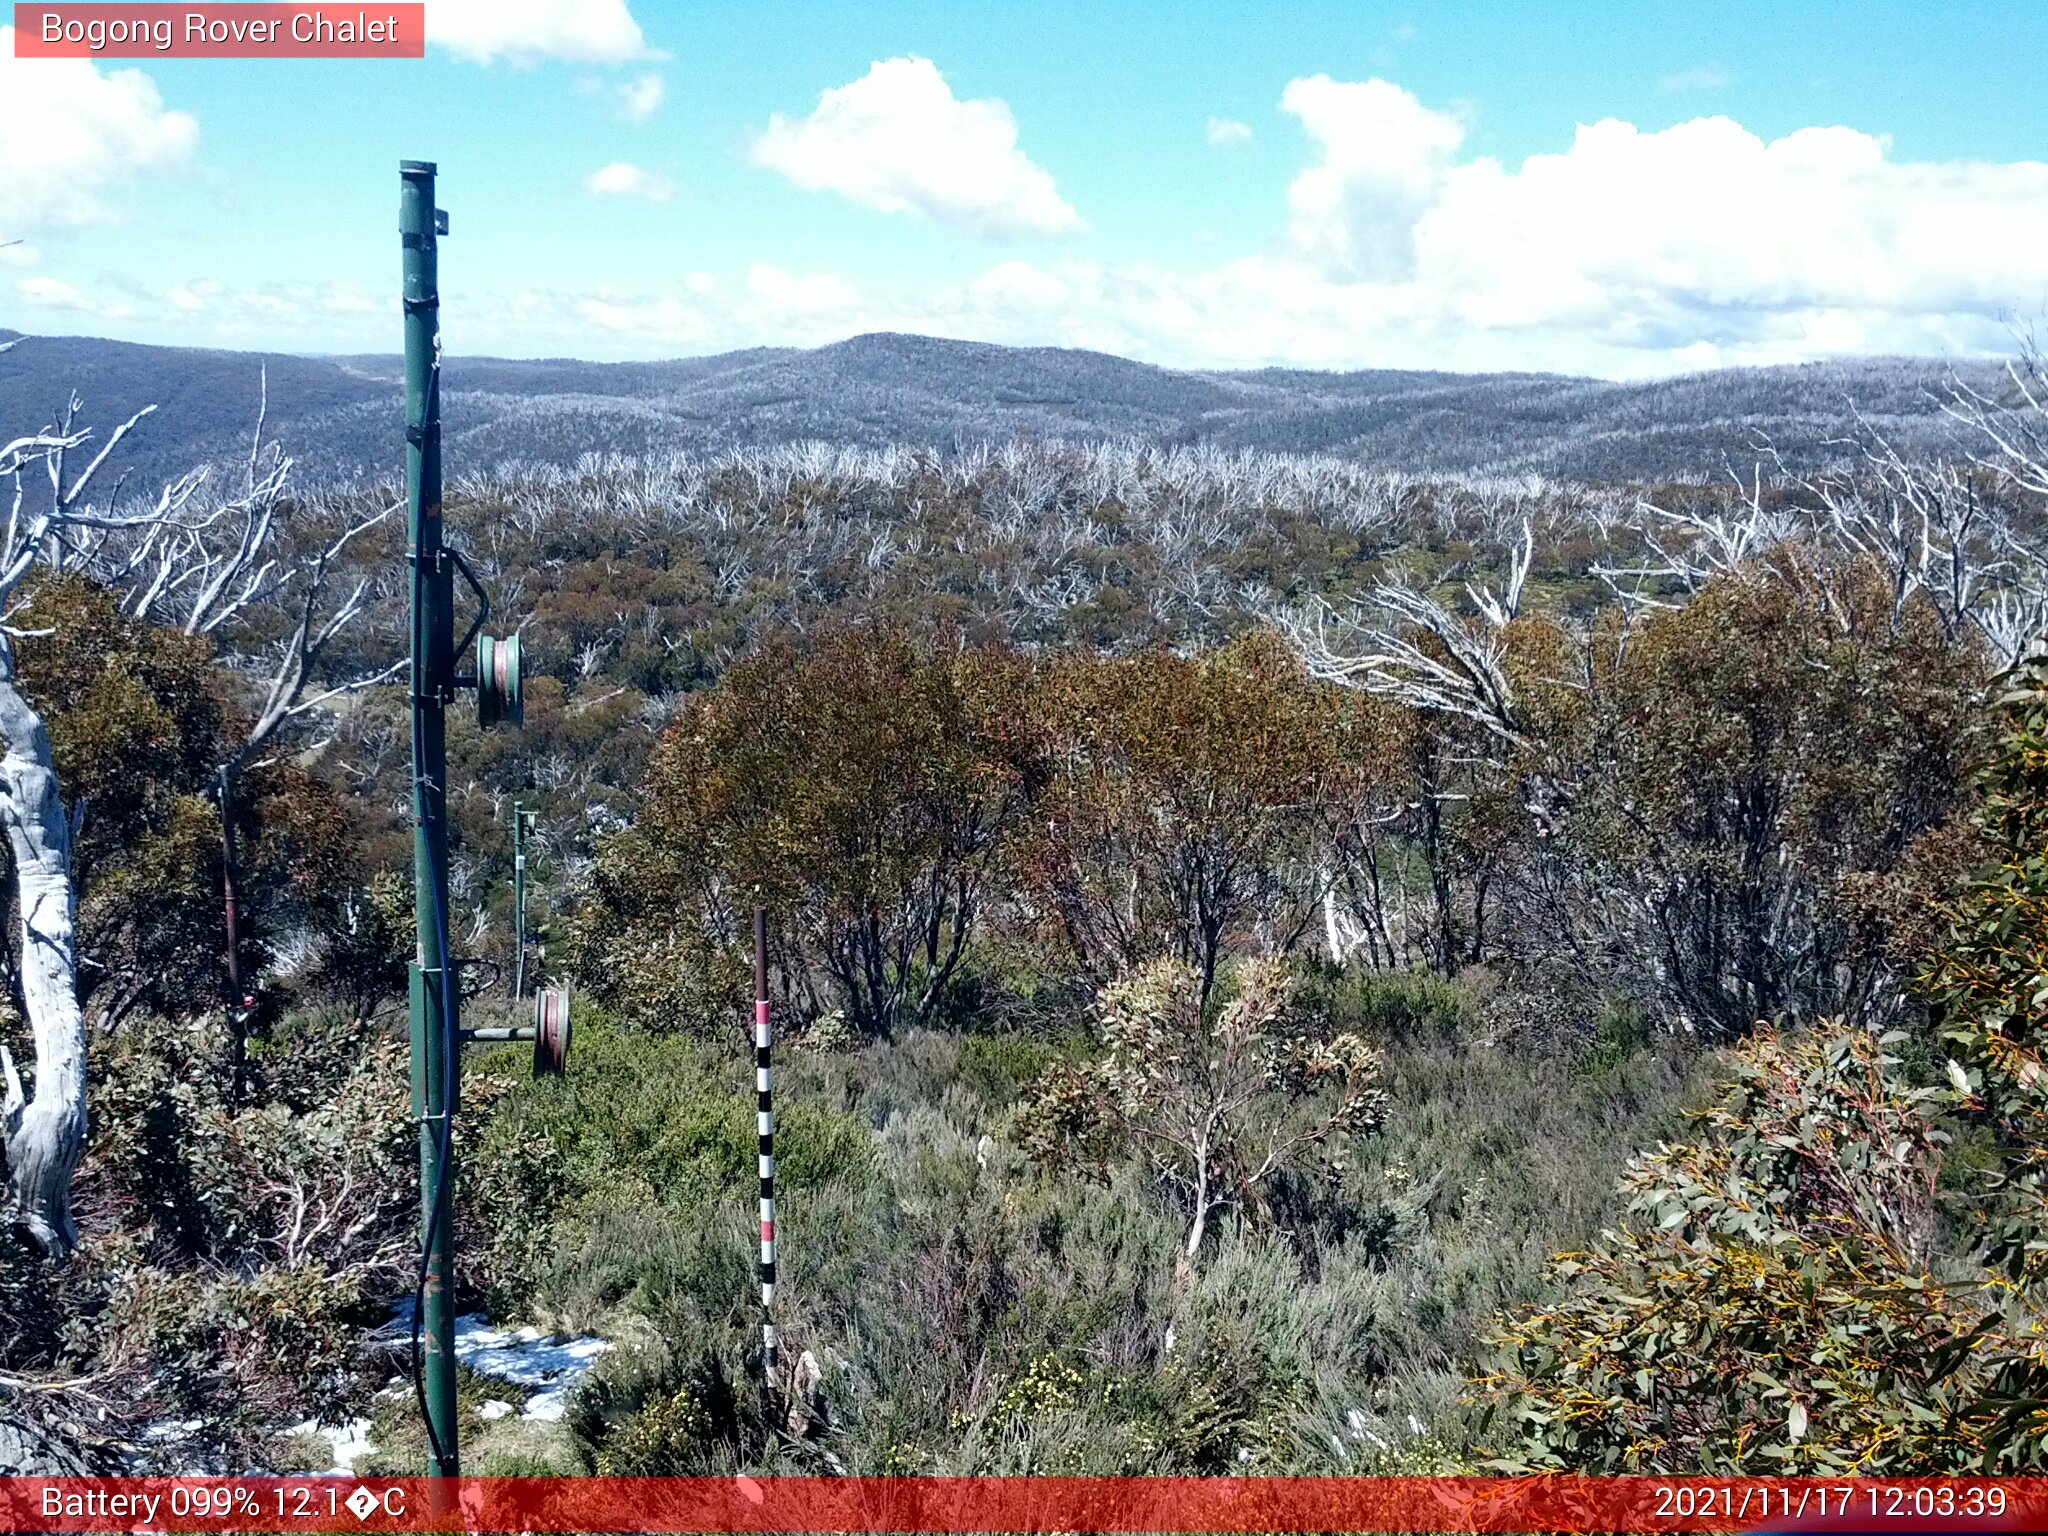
[0, 325, 2007, 488]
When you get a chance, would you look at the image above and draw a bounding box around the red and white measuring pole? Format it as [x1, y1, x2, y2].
[754, 905, 778, 1388]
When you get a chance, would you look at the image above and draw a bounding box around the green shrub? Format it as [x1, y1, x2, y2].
[1478, 1026, 1984, 1473]
[469, 1016, 872, 1321]
[594, 1385, 718, 1474]
[466, 987, 1700, 1478]
[1295, 962, 1473, 1042]
[564, 919, 746, 1041]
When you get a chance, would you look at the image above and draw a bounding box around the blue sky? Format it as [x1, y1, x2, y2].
[4, 0, 2047, 377]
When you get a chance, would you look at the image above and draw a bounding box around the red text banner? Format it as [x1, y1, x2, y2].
[0, 1476, 2041, 1534]
[13, 5, 425, 58]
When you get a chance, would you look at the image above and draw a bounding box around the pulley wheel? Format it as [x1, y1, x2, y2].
[478, 631, 524, 729]
[533, 983, 571, 1078]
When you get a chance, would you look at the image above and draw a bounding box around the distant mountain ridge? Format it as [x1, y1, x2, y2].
[0, 328, 2009, 489]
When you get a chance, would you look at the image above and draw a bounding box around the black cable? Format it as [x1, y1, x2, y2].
[407, 722, 459, 1474]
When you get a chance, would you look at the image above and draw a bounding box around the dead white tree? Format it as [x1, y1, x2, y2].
[0, 386, 161, 1255]
[1274, 520, 1542, 974]
[1280, 576, 1526, 752]
[1945, 339, 2048, 502]
[111, 374, 403, 775]
[0, 366, 397, 1251]
[1599, 380, 2048, 663]
[1589, 461, 1795, 611]
[1941, 341, 2048, 660]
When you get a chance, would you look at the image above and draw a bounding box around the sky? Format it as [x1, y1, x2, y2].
[4, 0, 2048, 379]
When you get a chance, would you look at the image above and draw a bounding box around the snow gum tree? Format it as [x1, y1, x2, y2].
[1019, 956, 1387, 1270]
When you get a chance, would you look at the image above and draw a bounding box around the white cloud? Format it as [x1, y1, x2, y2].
[1207, 117, 1253, 146]
[1085, 76, 2048, 375]
[39, 275, 374, 332]
[35, 78, 2048, 380]
[0, 28, 197, 239]
[792, 83, 2048, 378]
[616, 71, 665, 120]
[744, 263, 859, 314]
[17, 276, 90, 311]
[586, 162, 674, 201]
[428, 0, 651, 65]
[1281, 74, 1466, 280]
[578, 294, 714, 344]
[536, 265, 860, 351]
[751, 56, 1082, 239]
[1659, 65, 1733, 92]
[966, 260, 1072, 312]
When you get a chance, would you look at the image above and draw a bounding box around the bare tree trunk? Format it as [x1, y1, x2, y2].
[218, 764, 250, 1108]
[1175, 1157, 1215, 1291]
[0, 657, 86, 1259]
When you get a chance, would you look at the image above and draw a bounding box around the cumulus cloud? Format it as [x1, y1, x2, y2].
[751, 56, 1082, 239]
[0, 29, 197, 239]
[38, 76, 2048, 380]
[566, 265, 859, 349]
[1206, 117, 1253, 146]
[56, 276, 376, 333]
[17, 276, 90, 310]
[1098, 75, 2048, 374]
[429, 0, 651, 65]
[1281, 74, 1465, 280]
[586, 162, 674, 201]
[744, 263, 860, 314]
[616, 71, 665, 120]
[578, 294, 714, 345]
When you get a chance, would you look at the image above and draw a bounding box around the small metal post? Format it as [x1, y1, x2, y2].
[755, 906, 777, 1394]
[512, 802, 529, 1001]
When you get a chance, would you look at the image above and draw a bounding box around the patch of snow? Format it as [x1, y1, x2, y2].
[479, 1400, 515, 1422]
[387, 1299, 610, 1423]
[141, 1418, 206, 1443]
[283, 1417, 374, 1477]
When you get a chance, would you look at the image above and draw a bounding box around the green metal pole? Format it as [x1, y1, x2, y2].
[513, 802, 526, 1002]
[401, 158, 459, 1482]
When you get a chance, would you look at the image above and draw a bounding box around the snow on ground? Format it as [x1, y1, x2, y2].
[283, 1417, 375, 1476]
[387, 1300, 612, 1422]
[455, 1317, 610, 1421]
[139, 1306, 609, 1473]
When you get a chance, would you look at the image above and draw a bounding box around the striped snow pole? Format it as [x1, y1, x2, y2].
[754, 905, 778, 1389]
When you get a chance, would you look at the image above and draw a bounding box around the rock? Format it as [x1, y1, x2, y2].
[785, 1349, 826, 1438]
[0, 1415, 95, 1476]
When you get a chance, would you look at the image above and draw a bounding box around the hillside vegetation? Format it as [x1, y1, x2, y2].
[0, 328, 2009, 488]
[5, 339, 2048, 1477]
